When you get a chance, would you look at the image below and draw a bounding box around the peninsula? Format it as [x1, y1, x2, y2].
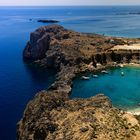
[18, 25, 140, 140]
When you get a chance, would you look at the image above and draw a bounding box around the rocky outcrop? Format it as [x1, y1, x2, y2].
[17, 93, 140, 140]
[19, 25, 140, 140]
[23, 25, 66, 60]
[23, 25, 140, 68]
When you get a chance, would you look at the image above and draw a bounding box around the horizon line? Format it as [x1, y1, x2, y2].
[1, 5, 140, 7]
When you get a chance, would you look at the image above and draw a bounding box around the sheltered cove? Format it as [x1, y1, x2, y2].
[18, 25, 140, 140]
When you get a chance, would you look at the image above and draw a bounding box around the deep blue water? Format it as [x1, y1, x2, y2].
[71, 67, 140, 111]
[1, 6, 140, 140]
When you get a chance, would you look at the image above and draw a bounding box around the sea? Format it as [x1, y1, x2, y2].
[71, 67, 140, 111]
[1, 6, 140, 139]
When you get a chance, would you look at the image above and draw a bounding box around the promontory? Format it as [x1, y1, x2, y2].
[18, 25, 140, 140]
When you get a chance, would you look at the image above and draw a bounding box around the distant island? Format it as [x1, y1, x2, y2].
[37, 19, 59, 23]
[18, 25, 140, 140]
[116, 12, 140, 15]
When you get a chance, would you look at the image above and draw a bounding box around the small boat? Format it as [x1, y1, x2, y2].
[93, 75, 98, 78]
[81, 76, 90, 80]
[121, 72, 124, 76]
[101, 70, 109, 74]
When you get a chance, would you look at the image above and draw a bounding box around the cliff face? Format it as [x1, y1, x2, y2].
[23, 25, 140, 68]
[23, 25, 66, 60]
[19, 25, 140, 140]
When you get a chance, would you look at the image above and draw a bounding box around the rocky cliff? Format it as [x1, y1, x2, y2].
[17, 93, 140, 140]
[19, 25, 140, 140]
[23, 25, 140, 68]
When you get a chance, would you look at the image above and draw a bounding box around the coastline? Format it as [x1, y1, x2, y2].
[3, 6, 140, 140]
[127, 108, 140, 115]
[78, 62, 140, 117]
[18, 25, 140, 140]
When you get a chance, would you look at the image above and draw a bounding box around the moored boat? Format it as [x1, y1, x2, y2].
[81, 76, 90, 80]
[93, 75, 98, 78]
[121, 72, 124, 76]
[101, 70, 109, 74]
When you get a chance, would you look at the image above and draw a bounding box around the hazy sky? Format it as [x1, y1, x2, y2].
[1, 0, 140, 6]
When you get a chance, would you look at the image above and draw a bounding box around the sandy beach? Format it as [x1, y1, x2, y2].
[127, 107, 140, 115]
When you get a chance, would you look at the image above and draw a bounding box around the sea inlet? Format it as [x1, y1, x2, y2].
[71, 66, 140, 112]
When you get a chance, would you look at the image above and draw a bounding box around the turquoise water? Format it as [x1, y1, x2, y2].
[1, 6, 140, 139]
[71, 67, 140, 111]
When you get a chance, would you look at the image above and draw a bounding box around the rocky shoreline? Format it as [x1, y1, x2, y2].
[18, 25, 140, 140]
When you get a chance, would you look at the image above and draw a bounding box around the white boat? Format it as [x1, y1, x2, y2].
[93, 75, 98, 78]
[121, 72, 124, 76]
[101, 70, 109, 74]
[81, 76, 90, 80]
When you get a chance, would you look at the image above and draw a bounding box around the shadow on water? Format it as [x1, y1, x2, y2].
[23, 62, 57, 87]
[0, 60, 57, 140]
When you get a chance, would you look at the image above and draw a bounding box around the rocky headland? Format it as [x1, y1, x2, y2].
[18, 25, 140, 140]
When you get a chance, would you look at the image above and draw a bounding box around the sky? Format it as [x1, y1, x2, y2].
[0, 0, 140, 6]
